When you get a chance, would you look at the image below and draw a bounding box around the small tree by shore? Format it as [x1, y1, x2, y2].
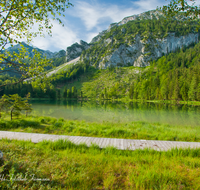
[0, 93, 32, 120]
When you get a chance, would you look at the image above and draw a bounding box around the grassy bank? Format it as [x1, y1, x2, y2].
[1, 139, 200, 189]
[0, 115, 200, 142]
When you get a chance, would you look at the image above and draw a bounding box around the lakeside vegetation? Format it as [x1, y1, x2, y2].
[1, 114, 200, 142]
[1, 138, 200, 189]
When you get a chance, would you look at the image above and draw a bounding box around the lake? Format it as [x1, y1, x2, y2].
[30, 100, 200, 127]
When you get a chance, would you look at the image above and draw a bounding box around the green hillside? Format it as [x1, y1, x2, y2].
[2, 41, 199, 103]
[53, 41, 200, 102]
[1, 10, 200, 102]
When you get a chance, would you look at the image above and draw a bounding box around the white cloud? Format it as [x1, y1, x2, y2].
[31, 19, 79, 52]
[68, 0, 169, 44]
[70, 1, 139, 31]
[22, 0, 200, 52]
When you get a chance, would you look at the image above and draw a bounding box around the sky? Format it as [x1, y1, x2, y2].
[29, 0, 200, 52]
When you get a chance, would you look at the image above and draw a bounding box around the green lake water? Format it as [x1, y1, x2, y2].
[31, 100, 200, 126]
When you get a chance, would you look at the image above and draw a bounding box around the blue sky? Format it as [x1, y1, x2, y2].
[30, 0, 200, 52]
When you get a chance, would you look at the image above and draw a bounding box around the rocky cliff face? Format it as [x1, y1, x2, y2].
[81, 10, 199, 69]
[98, 33, 199, 68]
[66, 40, 90, 62]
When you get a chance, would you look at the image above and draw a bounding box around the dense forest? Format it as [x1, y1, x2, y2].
[1, 41, 200, 102]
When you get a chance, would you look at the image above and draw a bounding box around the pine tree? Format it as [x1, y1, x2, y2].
[188, 76, 197, 101]
[173, 78, 180, 101]
[160, 79, 168, 100]
[63, 87, 67, 99]
[196, 83, 200, 101]
[71, 86, 75, 98]
[180, 82, 188, 101]
[129, 85, 134, 99]
[67, 89, 71, 99]
[104, 87, 107, 99]
[57, 89, 61, 100]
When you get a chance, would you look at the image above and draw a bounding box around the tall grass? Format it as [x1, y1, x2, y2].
[1, 138, 200, 189]
[1, 115, 200, 142]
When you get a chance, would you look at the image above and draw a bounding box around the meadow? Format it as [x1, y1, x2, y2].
[1, 138, 200, 189]
[0, 105, 200, 189]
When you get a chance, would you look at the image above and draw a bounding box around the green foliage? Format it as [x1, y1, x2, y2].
[160, 0, 200, 30]
[2, 24, 199, 102]
[1, 115, 200, 142]
[0, 0, 72, 49]
[0, 0, 72, 87]
[70, 42, 200, 102]
[0, 93, 32, 120]
[1, 45, 53, 87]
[63, 87, 67, 99]
[1, 139, 200, 189]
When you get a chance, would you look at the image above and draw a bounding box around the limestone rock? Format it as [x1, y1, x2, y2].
[66, 40, 90, 62]
[98, 33, 198, 69]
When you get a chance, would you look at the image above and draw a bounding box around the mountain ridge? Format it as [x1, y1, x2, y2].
[4, 10, 200, 70]
[80, 10, 199, 69]
[4, 42, 66, 59]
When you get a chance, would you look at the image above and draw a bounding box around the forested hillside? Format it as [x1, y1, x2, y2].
[1, 41, 200, 102]
[81, 42, 200, 101]
[1, 10, 200, 102]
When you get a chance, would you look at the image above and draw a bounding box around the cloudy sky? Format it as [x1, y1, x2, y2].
[30, 0, 200, 52]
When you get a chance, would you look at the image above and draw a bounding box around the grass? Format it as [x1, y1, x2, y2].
[1, 114, 200, 142]
[1, 138, 200, 189]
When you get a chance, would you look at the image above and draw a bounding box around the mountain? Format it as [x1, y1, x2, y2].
[2, 10, 200, 77]
[66, 40, 90, 62]
[5, 42, 65, 59]
[1, 42, 67, 77]
[2, 10, 200, 102]
[79, 10, 199, 69]
[4, 40, 90, 63]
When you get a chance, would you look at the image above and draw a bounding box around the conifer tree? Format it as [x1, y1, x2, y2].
[104, 88, 107, 99]
[57, 89, 61, 100]
[173, 78, 180, 101]
[129, 85, 134, 99]
[188, 76, 197, 101]
[197, 83, 200, 101]
[67, 89, 71, 99]
[63, 87, 67, 100]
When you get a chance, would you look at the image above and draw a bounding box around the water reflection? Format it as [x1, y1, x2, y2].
[30, 100, 200, 126]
